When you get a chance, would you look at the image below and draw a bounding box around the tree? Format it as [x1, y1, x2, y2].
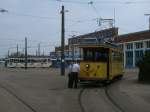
[137, 50, 150, 82]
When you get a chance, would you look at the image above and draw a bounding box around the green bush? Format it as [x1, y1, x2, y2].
[137, 51, 150, 82]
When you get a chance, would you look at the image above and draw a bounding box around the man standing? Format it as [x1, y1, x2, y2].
[68, 62, 73, 88]
[71, 61, 80, 88]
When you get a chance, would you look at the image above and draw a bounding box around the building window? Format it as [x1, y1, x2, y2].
[146, 41, 150, 48]
[126, 43, 133, 49]
[119, 44, 123, 50]
[135, 50, 144, 66]
[69, 39, 71, 44]
[125, 51, 133, 67]
[135, 42, 143, 49]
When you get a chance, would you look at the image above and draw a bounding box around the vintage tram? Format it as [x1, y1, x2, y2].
[79, 42, 123, 83]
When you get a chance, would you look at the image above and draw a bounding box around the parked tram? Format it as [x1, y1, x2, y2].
[79, 42, 123, 83]
[6, 57, 52, 68]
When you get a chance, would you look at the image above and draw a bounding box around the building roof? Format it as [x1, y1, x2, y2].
[115, 30, 150, 43]
[68, 27, 118, 44]
[55, 45, 69, 52]
[72, 27, 118, 39]
[78, 42, 120, 50]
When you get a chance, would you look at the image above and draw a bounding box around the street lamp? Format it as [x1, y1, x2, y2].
[0, 8, 8, 13]
[144, 14, 150, 30]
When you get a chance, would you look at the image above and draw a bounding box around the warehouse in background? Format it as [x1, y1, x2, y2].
[51, 28, 150, 68]
[115, 30, 150, 68]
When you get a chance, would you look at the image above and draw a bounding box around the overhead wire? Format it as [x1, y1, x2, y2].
[0, 7, 95, 24]
[0, 9, 58, 20]
[0, 37, 58, 49]
[51, 0, 87, 4]
[52, 0, 150, 4]
[0, 0, 149, 55]
[88, 1, 100, 17]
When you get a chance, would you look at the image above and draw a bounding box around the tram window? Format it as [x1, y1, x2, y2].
[95, 51, 108, 62]
[20, 59, 24, 63]
[112, 52, 122, 61]
[43, 59, 47, 62]
[83, 48, 108, 62]
[83, 49, 92, 60]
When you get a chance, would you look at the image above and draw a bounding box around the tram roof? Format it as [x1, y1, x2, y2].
[78, 43, 122, 52]
[78, 43, 116, 48]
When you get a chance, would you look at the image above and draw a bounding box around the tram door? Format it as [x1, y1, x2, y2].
[106, 49, 110, 80]
[96, 48, 109, 79]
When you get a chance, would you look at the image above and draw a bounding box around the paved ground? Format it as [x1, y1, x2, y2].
[0, 68, 149, 112]
[109, 69, 150, 112]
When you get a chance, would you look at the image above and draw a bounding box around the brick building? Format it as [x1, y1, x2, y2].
[115, 30, 150, 68]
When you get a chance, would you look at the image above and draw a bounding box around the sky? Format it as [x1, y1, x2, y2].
[0, 0, 150, 58]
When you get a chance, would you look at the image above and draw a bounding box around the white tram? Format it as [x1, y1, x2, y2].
[7, 57, 52, 68]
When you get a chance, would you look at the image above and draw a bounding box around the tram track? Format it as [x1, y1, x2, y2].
[78, 88, 86, 112]
[104, 86, 125, 112]
[78, 86, 124, 112]
[78, 77, 132, 112]
[103, 75, 137, 112]
[0, 83, 38, 112]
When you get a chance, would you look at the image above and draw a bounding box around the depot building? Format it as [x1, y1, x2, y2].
[115, 30, 150, 68]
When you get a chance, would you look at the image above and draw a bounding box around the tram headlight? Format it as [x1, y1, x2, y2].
[85, 64, 90, 69]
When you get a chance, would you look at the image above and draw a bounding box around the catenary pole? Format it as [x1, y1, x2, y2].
[145, 14, 150, 30]
[61, 5, 65, 76]
[38, 43, 40, 56]
[25, 37, 27, 69]
[17, 44, 18, 57]
[149, 17, 150, 30]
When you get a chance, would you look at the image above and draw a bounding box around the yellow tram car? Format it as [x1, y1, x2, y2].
[79, 43, 123, 83]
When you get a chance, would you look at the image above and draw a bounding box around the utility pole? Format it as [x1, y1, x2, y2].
[36, 50, 37, 56]
[72, 44, 74, 61]
[38, 43, 40, 56]
[8, 50, 9, 58]
[149, 17, 150, 30]
[25, 37, 27, 69]
[113, 8, 116, 28]
[16, 44, 18, 66]
[60, 5, 65, 76]
[17, 44, 18, 57]
[145, 14, 150, 30]
[43, 50, 44, 56]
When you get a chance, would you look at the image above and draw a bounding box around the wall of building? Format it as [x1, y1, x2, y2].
[118, 39, 150, 68]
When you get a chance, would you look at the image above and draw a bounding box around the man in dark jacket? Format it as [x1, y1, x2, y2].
[68, 62, 73, 88]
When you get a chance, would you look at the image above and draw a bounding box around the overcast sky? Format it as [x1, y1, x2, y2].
[0, 0, 149, 58]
